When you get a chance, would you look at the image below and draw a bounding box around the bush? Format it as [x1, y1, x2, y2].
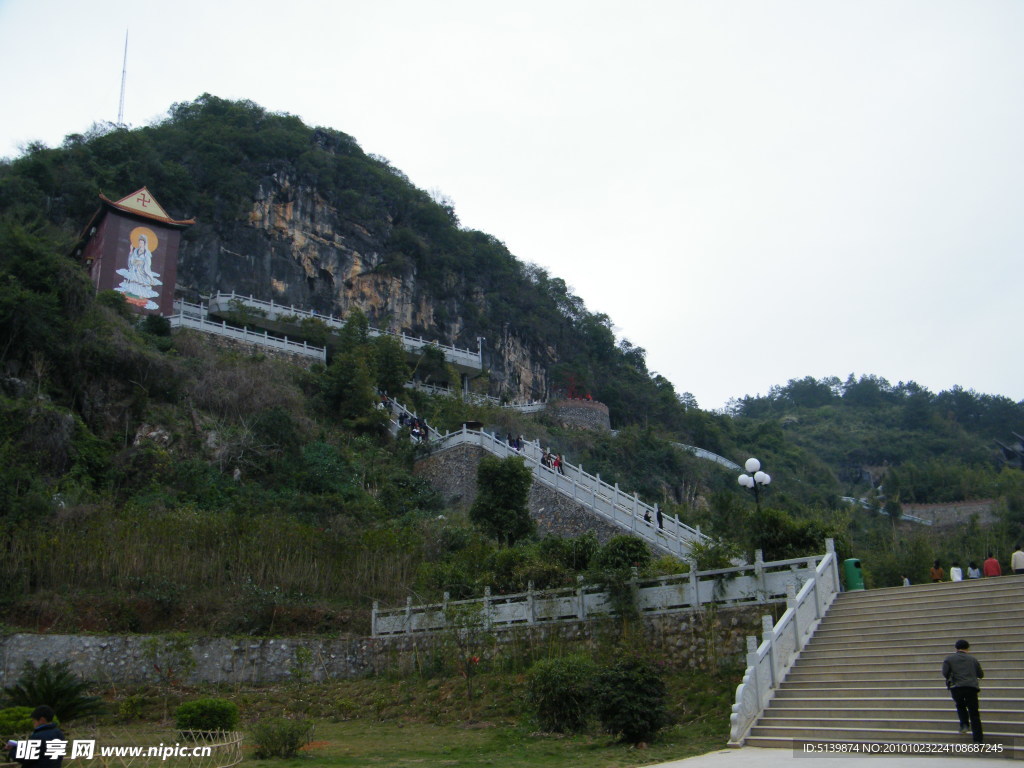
[250, 717, 314, 759]
[2, 661, 104, 722]
[527, 655, 598, 733]
[0, 706, 35, 741]
[593, 658, 672, 745]
[174, 698, 239, 732]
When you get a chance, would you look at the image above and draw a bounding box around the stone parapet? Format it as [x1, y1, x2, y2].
[547, 399, 611, 431]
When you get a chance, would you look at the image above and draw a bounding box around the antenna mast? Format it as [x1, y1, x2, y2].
[117, 29, 128, 127]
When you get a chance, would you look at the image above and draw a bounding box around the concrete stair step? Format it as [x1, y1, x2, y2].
[839, 581, 1024, 598]
[798, 644, 1022, 661]
[789, 660, 1024, 675]
[839, 581, 1024, 602]
[810, 618, 1024, 639]
[817, 602, 1024, 622]
[778, 671, 1019, 684]
[829, 593, 1024, 611]
[822, 607, 1024, 627]
[831, 586, 1024, 605]
[762, 706, 1024, 722]
[832, 583, 1024, 603]
[755, 715, 1024, 731]
[775, 681, 1023, 694]
[747, 723, 1023, 742]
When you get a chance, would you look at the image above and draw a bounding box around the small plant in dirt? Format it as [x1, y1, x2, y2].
[250, 716, 314, 759]
[174, 698, 239, 734]
[593, 657, 672, 746]
[2, 660, 104, 722]
[527, 654, 598, 733]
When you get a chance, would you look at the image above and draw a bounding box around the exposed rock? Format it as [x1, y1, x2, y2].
[133, 424, 172, 447]
[176, 172, 552, 401]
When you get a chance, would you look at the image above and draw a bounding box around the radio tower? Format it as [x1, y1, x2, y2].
[116, 29, 128, 127]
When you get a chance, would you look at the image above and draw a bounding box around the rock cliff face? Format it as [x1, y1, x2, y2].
[175, 173, 552, 400]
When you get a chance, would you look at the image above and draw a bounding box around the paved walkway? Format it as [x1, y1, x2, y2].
[644, 746, 1017, 768]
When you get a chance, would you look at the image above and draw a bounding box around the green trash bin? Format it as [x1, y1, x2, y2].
[843, 558, 865, 591]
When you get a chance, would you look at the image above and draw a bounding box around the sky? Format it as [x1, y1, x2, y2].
[2, 0, 1022, 411]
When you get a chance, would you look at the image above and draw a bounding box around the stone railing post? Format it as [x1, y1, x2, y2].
[786, 583, 799, 647]
[755, 549, 766, 601]
[527, 581, 536, 625]
[746, 634, 759, 699]
[762, 614, 776, 686]
[372, 601, 379, 636]
[825, 537, 839, 588]
[688, 560, 700, 608]
[442, 591, 450, 629]
[483, 586, 492, 629]
[405, 597, 413, 634]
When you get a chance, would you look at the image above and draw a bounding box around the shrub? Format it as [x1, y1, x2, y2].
[0, 706, 35, 741]
[527, 655, 598, 733]
[174, 698, 239, 732]
[118, 694, 147, 722]
[593, 535, 652, 573]
[593, 658, 672, 745]
[249, 717, 314, 759]
[2, 661, 104, 722]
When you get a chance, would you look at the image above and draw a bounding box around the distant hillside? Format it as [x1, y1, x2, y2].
[0, 94, 698, 428]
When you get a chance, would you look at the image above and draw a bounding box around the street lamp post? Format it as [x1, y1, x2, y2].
[738, 457, 771, 512]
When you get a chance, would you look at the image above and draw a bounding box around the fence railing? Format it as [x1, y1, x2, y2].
[406, 381, 547, 412]
[839, 496, 933, 526]
[728, 539, 840, 745]
[673, 443, 741, 471]
[71, 729, 243, 768]
[167, 311, 326, 362]
[207, 291, 483, 370]
[373, 547, 827, 636]
[430, 425, 709, 559]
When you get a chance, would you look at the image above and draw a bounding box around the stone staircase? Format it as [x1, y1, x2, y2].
[744, 576, 1024, 758]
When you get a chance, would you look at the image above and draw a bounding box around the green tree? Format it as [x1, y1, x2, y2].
[372, 335, 411, 396]
[527, 654, 598, 733]
[469, 455, 534, 545]
[593, 658, 672, 745]
[593, 535, 651, 573]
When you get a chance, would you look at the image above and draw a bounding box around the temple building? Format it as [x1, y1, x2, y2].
[72, 187, 193, 315]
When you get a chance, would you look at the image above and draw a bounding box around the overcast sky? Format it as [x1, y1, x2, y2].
[2, 0, 1022, 411]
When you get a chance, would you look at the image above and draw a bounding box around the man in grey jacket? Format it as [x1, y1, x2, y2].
[942, 639, 984, 743]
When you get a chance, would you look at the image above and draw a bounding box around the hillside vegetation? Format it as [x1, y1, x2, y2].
[1, 97, 1023, 636]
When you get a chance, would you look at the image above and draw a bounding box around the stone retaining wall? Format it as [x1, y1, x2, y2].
[547, 399, 611, 431]
[0, 604, 770, 687]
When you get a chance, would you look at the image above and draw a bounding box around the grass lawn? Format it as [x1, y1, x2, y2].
[67, 667, 738, 767]
[244, 718, 729, 767]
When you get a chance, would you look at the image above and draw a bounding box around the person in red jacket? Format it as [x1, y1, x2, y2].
[982, 553, 1002, 577]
